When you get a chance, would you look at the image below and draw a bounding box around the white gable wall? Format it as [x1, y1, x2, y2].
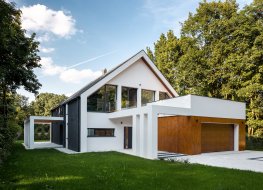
[108, 58, 170, 95]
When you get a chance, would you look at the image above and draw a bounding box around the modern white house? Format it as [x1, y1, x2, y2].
[24, 50, 246, 159]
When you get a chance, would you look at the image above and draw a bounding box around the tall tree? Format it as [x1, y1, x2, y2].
[31, 93, 67, 116]
[0, 0, 41, 128]
[147, 0, 263, 136]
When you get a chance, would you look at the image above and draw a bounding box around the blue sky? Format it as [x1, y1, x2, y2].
[13, 0, 252, 101]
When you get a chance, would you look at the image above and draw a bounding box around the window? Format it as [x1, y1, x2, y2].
[141, 89, 155, 106]
[122, 87, 137, 108]
[87, 128, 115, 137]
[87, 85, 117, 112]
[159, 92, 170, 100]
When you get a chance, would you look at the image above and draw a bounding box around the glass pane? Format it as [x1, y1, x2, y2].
[159, 92, 170, 100]
[105, 85, 117, 112]
[87, 86, 105, 111]
[87, 128, 114, 137]
[122, 87, 137, 108]
[141, 89, 155, 105]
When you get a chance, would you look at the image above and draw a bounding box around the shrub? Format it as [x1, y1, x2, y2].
[246, 136, 263, 150]
[0, 120, 20, 163]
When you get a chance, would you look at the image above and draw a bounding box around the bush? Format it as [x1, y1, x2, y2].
[246, 136, 263, 150]
[0, 120, 20, 164]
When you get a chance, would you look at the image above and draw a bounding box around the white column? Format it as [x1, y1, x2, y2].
[29, 117, 34, 149]
[147, 111, 158, 159]
[137, 86, 142, 108]
[80, 95, 87, 152]
[117, 85, 122, 111]
[234, 124, 239, 151]
[155, 91, 159, 101]
[135, 114, 140, 156]
[139, 113, 144, 157]
[132, 114, 138, 155]
[143, 114, 148, 157]
[66, 104, 69, 149]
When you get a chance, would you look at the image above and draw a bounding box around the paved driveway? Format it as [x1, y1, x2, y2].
[174, 151, 263, 173]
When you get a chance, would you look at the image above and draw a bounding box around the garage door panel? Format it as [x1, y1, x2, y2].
[201, 123, 234, 153]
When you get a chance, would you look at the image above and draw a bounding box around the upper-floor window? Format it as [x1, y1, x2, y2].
[159, 91, 170, 100]
[141, 89, 155, 106]
[122, 87, 137, 109]
[87, 84, 117, 112]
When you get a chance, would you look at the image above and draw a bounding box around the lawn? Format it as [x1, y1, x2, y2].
[1, 143, 263, 190]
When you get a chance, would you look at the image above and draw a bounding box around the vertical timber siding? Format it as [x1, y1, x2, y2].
[158, 116, 246, 155]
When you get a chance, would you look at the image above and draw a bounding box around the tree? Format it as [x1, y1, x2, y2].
[0, 0, 41, 162]
[147, 30, 182, 90]
[0, 0, 41, 128]
[147, 0, 263, 136]
[31, 93, 67, 116]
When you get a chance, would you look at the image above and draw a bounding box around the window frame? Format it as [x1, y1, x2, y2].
[159, 91, 170, 100]
[87, 84, 117, 113]
[141, 89, 155, 106]
[87, 128, 115, 137]
[121, 86, 138, 109]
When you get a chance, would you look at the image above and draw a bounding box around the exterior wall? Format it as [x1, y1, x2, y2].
[158, 116, 246, 155]
[51, 106, 65, 146]
[68, 98, 80, 152]
[81, 112, 132, 152]
[108, 58, 170, 96]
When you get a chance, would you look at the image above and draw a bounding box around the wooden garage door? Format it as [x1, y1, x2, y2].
[201, 123, 234, 153]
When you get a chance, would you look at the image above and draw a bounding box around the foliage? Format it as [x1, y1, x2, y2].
[147, 0, 263, 136]
[246, 136, 263, 151]
[1, 143, 263, 189]
[31, 93, 67, 116]
[0, 0, 41, 162]
[0, 120, 19, 163]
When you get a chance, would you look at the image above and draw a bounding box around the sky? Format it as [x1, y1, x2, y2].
[11, 0, 253, 102]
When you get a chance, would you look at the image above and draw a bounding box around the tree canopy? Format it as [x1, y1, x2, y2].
[31, 93, 68, 116]
[147, 0, 263, 136]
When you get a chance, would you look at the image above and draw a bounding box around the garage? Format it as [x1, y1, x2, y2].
[201, 123, 234, 153]
[158, 116, 245, 155]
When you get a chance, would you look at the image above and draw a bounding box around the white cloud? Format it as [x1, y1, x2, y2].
[21, 4, 77, 39]
[40, 46, 55, 53]
[40, 57, 65, 76]
[40, 57, 101, 84]
[60, 69, 101, 84]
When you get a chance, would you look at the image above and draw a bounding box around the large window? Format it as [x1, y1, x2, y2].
[159, 92, 170, 100]
[141, 89, 155, 106]
[87, 128, 115, 137]
[122, 87, 137, 108]
[87, 85, 117, 112]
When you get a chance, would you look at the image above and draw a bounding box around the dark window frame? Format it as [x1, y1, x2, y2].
[141, 89, 155, 106]
[121, 86, 138, 109]
[159, 91, 170, 100]
[87, 84, 117, 113]
[87, 128, 115, 137]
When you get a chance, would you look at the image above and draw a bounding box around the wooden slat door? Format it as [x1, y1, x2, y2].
[201, 123, 234, 153]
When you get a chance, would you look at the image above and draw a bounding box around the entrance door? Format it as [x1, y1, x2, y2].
[124, 127, 132, 149]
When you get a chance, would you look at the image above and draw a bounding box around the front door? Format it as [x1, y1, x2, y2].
[124, 127, 132, 149]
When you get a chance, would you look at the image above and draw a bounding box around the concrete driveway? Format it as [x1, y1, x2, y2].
[174, 151, 263, 173]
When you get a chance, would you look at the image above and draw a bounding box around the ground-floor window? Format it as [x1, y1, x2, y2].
[87, 128, 115, 137]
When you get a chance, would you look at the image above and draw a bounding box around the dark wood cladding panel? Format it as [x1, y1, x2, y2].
[158, 116, 246, 155]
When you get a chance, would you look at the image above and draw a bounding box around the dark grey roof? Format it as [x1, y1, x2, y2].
[52, 50, 145, 110]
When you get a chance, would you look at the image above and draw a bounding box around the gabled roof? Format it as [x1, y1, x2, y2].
[52, 50, 178, 110]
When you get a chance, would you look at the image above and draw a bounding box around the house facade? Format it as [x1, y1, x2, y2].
[46, 50, 246, 159]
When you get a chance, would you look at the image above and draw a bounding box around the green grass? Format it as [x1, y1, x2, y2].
[1, 143, 263, 190]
